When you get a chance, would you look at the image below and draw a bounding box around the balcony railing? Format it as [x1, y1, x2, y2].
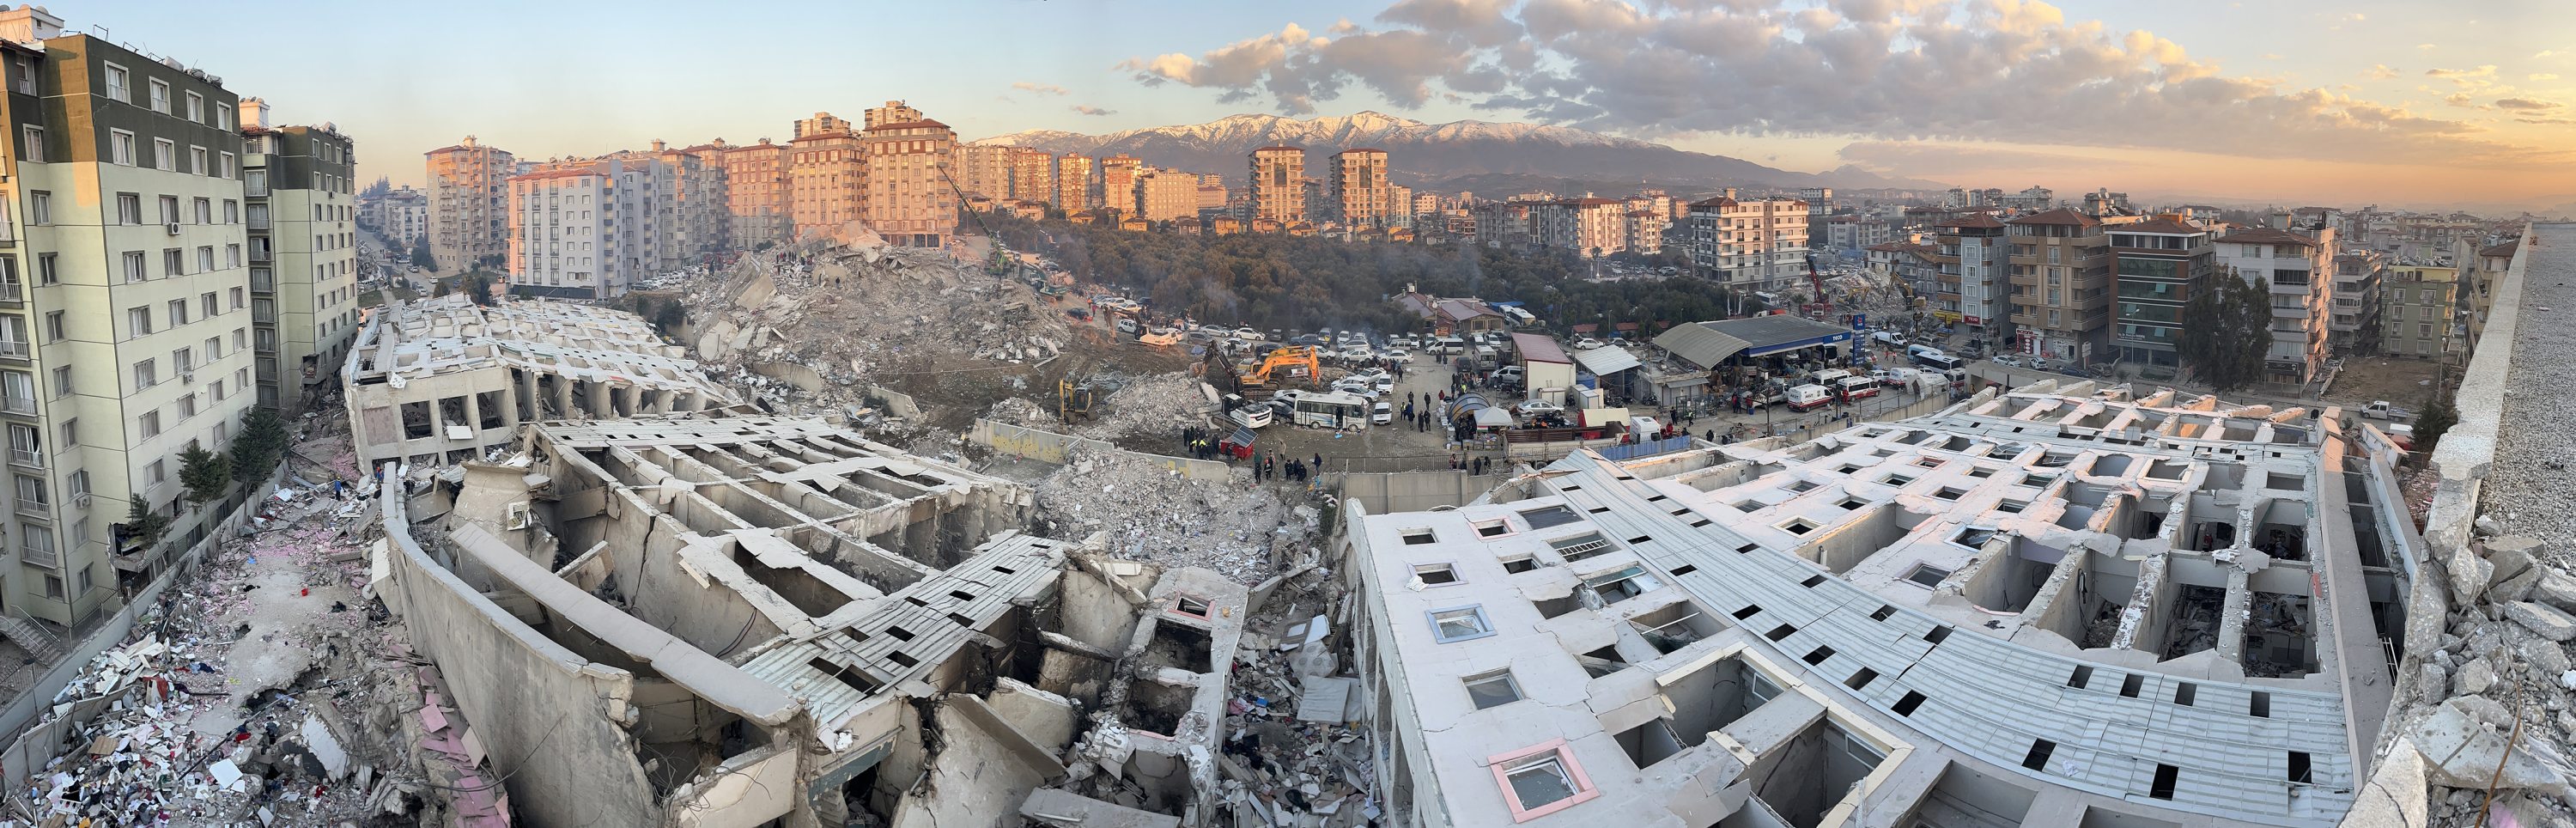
[1, 395, 32, 415]
[246, 216, 270, 231]
[0, 277, 18, 302]
[0, 340, 27, 360]
[9, 447, 39, 468]
[20, 542, 55, 568]
[15, 496, 48, 518]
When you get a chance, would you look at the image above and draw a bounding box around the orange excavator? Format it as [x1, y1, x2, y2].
[1237, 345, 1320, 389]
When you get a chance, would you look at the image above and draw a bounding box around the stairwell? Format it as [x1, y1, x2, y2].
[0, 612, 64, 664]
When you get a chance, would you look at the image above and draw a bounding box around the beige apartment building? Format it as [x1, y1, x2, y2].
[2215, 226, 2335, 385]
[0, 9, 265, 625]
[240, 102, 361, 415]
[424, 135, 514, 269]
[789, 112, 860, 237]
[646, 140, 728, 269]
[1008, 147, 1054, 206]
[1136, 168, 1201, 222]
[1249, 145, 1306, 226]
[860, 102, 957, 247]
[1055, 154, 1093, 212]
[361, 185, 427, 249]
[707, 137, 790, 249]
[1327, 148, 1389, 228]
[951, 143, 1012, 202]
[1682, 192, 1808, 289]
[1097, 153, 1142, 216]
[2006, 208, 2119, 362]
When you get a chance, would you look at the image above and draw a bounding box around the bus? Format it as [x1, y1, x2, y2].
[1291, 391, 1373, 429]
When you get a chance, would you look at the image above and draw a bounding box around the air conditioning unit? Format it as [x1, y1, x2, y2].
[179, 371, 194, 385]
[69, 491, 88, 509]
[165, 222, 182, 235]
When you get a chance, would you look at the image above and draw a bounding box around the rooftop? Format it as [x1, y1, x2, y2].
[1653, 315, 1857, 368]
[344, 295, 736, 403]
[2216, 228, 2321, 248]
[2008, 208, 2101, 227]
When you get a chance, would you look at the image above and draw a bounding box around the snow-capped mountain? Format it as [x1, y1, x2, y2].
[975, 112, 1943, 192]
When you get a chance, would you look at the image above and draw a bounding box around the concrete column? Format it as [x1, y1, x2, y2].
[551, 374, 574, 420]
[2214, 568, 2253, 668]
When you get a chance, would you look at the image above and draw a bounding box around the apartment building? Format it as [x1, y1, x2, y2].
[1096, 153, 1142, 216]
[708, 137, 790, 249]
[2330, 251, 2385, 355]
[1248, 146, 1306, 226]
[0, 10, 263, 625]
[788, 112, 860, 237]
[1386, 184, 1414, 228]
[2464, 240, 2517, 348]
[1930, 213, 2007, 333]
[240, 102, 361, 414]
[600, 141, 720, 272]
[1327, 148, 1389, 228]
[2215, 227, 2334, 385]
[860, 101, 957, 247]
[951, 143, 1012, 203]
[363, 185, 427, 248]
[424, 135, 514, 269]
[1533, 198, 1625, 258]
[1681, 192, 1808, 290]
[1798, 185, 1832, 249]
[1054, 153, 1093, 213]
[1623, 210, 1665, 255]
[2105, 217, 2216, 369]
[2380, 263, 2460, 360]
[2005, 209, 2114, 362]
[1134, 168, 1200, 222]
[1007, 147, 1054, 206]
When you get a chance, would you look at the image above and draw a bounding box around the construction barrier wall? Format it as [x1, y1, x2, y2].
[1327, 471, 1505, 514]
[0, 466, 287, 786]
[969, 419, 1234, 483]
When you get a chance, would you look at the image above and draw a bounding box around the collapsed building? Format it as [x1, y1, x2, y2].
[343, 295, 738, 468]
[369, 411, 1262, 827]
[1342, 381, 2421, 826]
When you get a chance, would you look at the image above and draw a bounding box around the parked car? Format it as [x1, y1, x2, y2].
[1371, 401, 1394, 425]
[1383, 348, 1413, 364]
[1233, 326, 1261, 340]
[1993, 355, 2024, 368]
[1571, 337, 1606, 350]
[1517, 399, 1564, 416]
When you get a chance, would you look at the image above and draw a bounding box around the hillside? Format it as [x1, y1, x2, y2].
[975, 112, 1947, 192]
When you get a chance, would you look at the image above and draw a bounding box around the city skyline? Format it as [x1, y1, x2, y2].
[83, 0, 2576, 210]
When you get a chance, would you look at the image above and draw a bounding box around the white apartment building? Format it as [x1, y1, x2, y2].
[2215, 227, 2336, 386]
[508, 164, 629, 300]
[1684, 192, 1810, 289]
[0, 11, 264, 625]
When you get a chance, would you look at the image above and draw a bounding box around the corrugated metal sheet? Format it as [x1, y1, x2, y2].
[1652, 323, 1754, 368]
[1571, 346, 1642, 376]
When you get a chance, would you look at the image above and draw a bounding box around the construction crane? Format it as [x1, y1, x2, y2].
[1236, 346, 1321, 389]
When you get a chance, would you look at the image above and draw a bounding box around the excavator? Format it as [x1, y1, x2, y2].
[1235, 345, 1320, 390]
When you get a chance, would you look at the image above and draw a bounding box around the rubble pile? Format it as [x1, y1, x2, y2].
[1031, 447, 1315, 585]
[1072, 371, 1210, 441]
[1210, 580, 1383, 826]
[2390, 528, 2576, 826]
[986, 396, 1066, 430]
[7, 419, 490, 826]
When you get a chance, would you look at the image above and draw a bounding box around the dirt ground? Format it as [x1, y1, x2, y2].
[2320, 356, 2445, 407]
[1108, 354, 1472, 473]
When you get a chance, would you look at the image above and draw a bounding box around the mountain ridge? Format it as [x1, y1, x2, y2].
[972, 112, 1948, 192]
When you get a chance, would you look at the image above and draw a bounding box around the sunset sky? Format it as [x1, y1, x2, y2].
[99, 0, 2576, 210]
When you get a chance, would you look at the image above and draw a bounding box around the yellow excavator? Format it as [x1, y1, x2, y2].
[1237, 345, 1320, 389]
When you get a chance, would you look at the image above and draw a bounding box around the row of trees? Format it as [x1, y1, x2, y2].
[125, 408, 293, 551]
[984, 215, 1745, 337]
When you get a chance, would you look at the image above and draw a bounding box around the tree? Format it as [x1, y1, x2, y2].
[465, 273, 494, 307]
[2177, 267, 2272, 392]
[2413, 395, 2458, 457]
[121, 494, 170, 551]
[179, 445, 232, 508]
[361, 176, 392, 200]
[410, 240, 436, 271]
[653, 301, 686, 334]
[231, 407, 291, 483]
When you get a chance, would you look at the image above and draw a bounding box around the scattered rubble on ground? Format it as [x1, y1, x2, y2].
[2385, 528, 2576, 827]
[5, 415, 501, 826]
[1031, 447, 1315, 586]
[987, 396, 1067, 430]
[1072, 371, 1212, 441]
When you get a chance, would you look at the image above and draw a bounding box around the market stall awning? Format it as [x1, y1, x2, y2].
[1652, 315, 1856, 368]
[1473, 407, 1516, 428]
[1571, 346, 1642, 376]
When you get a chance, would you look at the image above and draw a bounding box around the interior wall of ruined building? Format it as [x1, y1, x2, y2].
[345, 365, 520, 466]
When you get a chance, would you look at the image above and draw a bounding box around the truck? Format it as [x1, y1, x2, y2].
[2358, 400, 2409, 420]
[1787, 384, 1833, 411]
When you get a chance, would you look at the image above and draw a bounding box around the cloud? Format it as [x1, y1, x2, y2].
[2417, 43, 2438, 50]
[2262, 53, 2282, 60]
[2533, 73, 2561, 81]
[2494, 97, 2561, 111]
[2366, 64, 2398, 79]
[1113, 0, 2557, 166]
[1012, 82, 1070, 96]
[1072, 105, 1118, 116]
[2425, 65, 2496, 79]
[2540, 50, 2565, 58]
[2517, 117, 2576, 125]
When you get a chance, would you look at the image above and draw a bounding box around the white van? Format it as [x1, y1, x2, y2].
[1292, 392, 1373, 429]
[1787, 384, 1832, 411]
[1427, 337, 1467, 355]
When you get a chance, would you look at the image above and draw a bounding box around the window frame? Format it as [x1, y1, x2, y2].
[1462, 668, 1523, 710]
[1486, 739, 1600, 821]
[1426, 604, 1496, 643]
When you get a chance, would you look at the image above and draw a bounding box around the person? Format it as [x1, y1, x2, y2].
[1312, 453, 1322, 472]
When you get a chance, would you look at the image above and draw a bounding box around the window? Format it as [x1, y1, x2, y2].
[104, 64, 129, 102]
[1491, 740, 1599, 819]
[216, 102, 233, 130]
[1905, 563, 1953, 588]
[42, 312, 59, 342]
[1428, 606, 1495, 642]
[228, 287, 243, 309]
[222, 199, 238, 224]
[195, 247, 213, 272]
[1413, 563, 1461, 586]
[126, 307, 152, 338]
[26, 192, 46, 226]
[132, 358, 156, 389]
[121, 252, 145, 283]
[109, 130, 135, 166]
[1463, 669, 1522, 709]
[191, 197, 210, 224]
[1400, 527, 1436, 545]
[49, 366, 68, 397]
[225, 244, 240, 269]
[17, 125, 38, 163]
[218, 152, 236, 179]
[147, 77, 168, 113]
[139, 410, 161, 438]
[9, 56, 27, 94]
[145, 458, 165, 484]
[185, 91, 204, 123]
[152, 137, 173, 171]
[159, 196, 179, 225]
[116, 193, 141, 225]
[163, 248, 183, 277]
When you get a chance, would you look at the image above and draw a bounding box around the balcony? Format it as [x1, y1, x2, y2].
[9, 447, 39, 468]
[0, 276, 20, 304]
[0, 339, 27, 361]
[15, 495, 47, 518]
[251, 271, 274, 293]
[20, 541, 55, 569]
[0, 394, 32, 416]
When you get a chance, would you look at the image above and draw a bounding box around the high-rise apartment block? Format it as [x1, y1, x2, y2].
[708, 138, 790, 249]
[1326, 149, 1389, 228]
[1055, 154, 1093, 212]
[1008, 147, 1054, 206]
[1534, 198, 1625, 257]
[364, 186, 428, 248]
[788, 112, 860, 236]
[2103, 216, 2215, 369]
[2215, 226, 2335, 384]
[859, 101, 957, 247]
[2330, 251, 2384, 355]
[1135, 169, 1201, 222]
[2005, 209, 2114, 362]
[951, 143, 1012, 202]
[1682, 192, 1809, 289]
[240, 100, 361, 414]
[1930, 213, 2008, 332]
[507, 154, 679, 299]
[425, 135, 515, 269]
[2382, 262, 2460, 359]
[1248, 146, 1306, 226]
[1097, 154, 1142, 216]
[0, 7, 264, 624]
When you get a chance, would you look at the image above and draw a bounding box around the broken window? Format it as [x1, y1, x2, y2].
[400, 401, 432, 439]
[1583, 565, 1662, 606]
[1170, 595, 1211, 618]
[1413, 563, 1460, 586]
[1780, 518, 1820, 536]
[1428, 606, 1493, 642]
[1517, 505, 1581, 529]
[1401, 528, 1437, 545]
[1463, 669, 1522, 709]
[1473, 518, 1510, 538]
[1498, 747, 1592, 815]
[1500, 556, 1537, 574]
[1905, 564, 1951, 588]
[438, 395, 469, 431]
[1952, 527, 1999, 549]
[476, 390, 505, 430]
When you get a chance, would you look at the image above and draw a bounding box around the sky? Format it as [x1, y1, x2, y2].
[88, 0, 2576, 210]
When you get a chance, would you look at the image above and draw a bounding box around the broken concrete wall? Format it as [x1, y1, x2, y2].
[378, 496, 661, 828]
[663, 742, 802, 828]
